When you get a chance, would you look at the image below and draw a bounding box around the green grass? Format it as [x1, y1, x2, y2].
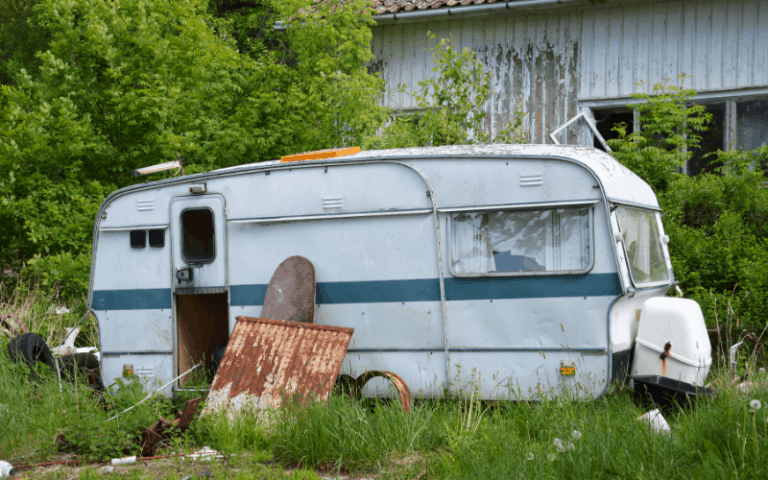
[4, 287, 768, 478]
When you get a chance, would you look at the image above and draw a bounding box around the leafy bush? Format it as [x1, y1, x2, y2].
[369, 34, 525, 149]
[607, 78, 711, 191]
[608, 78, 768, 365]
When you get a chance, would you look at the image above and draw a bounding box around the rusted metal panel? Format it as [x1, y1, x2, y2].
[261, 256, 316, 324]
[204, 317, 354, 414]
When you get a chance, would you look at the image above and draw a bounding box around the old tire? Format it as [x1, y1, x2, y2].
[8, 332, 56, 375]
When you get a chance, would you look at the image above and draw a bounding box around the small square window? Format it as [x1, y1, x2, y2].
[130, 230, 146, 248]
[182, 209, 215, 263]
[148, 229, 165, 248]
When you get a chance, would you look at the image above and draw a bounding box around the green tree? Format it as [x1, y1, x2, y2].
[0, 0, 388, 298]
[607, 78, 711, 191]
[370, 35, 525, 149]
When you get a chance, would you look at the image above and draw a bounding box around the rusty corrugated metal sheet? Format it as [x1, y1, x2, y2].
[204, 317, 354, 414]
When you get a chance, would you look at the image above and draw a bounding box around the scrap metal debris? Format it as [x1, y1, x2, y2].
[353, 371, 412, 412]
[204, 316, 354, 414]
[141, 397, 202, 456]
[261, 256, 316, 324]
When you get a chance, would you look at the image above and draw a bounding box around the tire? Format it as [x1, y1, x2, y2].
[59, 352, 101, 378]
[208, 341, 228, 379]
[7, 333, 56, 375]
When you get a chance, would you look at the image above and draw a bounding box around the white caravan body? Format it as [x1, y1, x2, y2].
[88, 145, 712, 400]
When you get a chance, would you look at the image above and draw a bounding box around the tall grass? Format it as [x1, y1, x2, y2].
[4, 285, 768, 478]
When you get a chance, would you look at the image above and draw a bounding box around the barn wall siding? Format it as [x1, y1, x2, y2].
[371, 0, 768, 145]
[372, 10, 580, 144]
[580, 0, 768, 99]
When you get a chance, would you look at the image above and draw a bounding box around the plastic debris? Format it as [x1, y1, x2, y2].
[637, 409, 671, 435]
[111, 456, 137, 466]
[185, 447, 223, 461]
[105, 466, 115, 473]
[0, 461, 14, 479]
[52, 327, 80, 356]
[55, 306, 70, 315]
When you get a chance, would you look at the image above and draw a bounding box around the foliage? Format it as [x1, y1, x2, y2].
[0, 0, 51, 85]
[369, 34, 525, 149]
[607, 77, 712, 191]
[606, 77, 768, 365]
[658, 148, 768, 364]
[0, 0, 387, 299]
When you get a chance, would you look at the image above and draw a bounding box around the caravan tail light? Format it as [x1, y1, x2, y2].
[281, 147, 361, 163]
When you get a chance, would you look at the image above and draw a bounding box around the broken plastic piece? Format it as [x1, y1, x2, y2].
[0, 460, 14, 479]
[185, 447, 223, 461]
[111, 456, 137, 465]
[637, 409, 671, 435]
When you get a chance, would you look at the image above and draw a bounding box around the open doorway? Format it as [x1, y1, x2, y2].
[176, 293, 228, 386]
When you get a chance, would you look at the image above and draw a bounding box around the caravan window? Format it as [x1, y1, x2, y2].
[181, 208, 215, 263]
[450, 207, 592, 276]
[615, 206, 669, 287]
[129, 230, 146, 248]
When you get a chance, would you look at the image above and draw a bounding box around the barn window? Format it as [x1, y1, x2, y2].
[592, 109, 634, 151]
[450, 206, 592, 277]
[181, 209, 215, 263]
[737, 99, 768, 151]
[129, 230, 146, 248]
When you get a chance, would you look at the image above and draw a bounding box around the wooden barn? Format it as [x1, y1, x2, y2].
[368, 0, 768, 173]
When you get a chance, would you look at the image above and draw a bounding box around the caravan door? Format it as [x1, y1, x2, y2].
[170, 195, 229, 384]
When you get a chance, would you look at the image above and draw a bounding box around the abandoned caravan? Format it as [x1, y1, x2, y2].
[88, 144, 712, 401]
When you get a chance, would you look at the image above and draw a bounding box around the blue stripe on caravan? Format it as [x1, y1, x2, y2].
[95, 274, 622, 309]
[317, 278, 439, 304]
[230, 284, 269, 307]
[444, 273, 622, 300]
[92, 288, 172, 311]
[229, 273, 621, 306]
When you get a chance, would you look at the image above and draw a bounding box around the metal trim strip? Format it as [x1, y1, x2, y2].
[607, 198, 662, 211]
[229, 208, 432, 224]
[438, 199, 599, 213]
[99, 224, 169, 232]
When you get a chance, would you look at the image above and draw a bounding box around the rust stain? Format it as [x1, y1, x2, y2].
[204, 316, 353, 414]
[660, 341, 672, 377]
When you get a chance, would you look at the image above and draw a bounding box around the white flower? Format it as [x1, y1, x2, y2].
[526, 452, 534, 461]
[750, 399, 762, 411]
[566, 442, 575, 451]
[553, 438, 565, 453]
[572, 430, 582, 440]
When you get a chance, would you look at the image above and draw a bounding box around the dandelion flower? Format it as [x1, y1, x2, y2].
[553, 438, 565, 453]
[566, 442, 575, 451]
[572, 430, 582, 440]
[526, 452, 534, 461]
[750, 399, 762, 411]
